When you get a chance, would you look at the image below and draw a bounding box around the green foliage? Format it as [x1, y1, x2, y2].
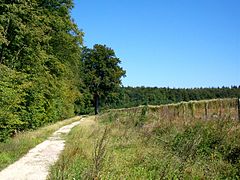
[135, 106, 148, 127]
[172, 122, 224, 160]
[104, 86, 240, 109]
[0, 0, 84, 141]
[170, 120, 240, 178]
[81, 44, 126, 114]
[0, 65, 28, 141]
[82, 45, 125, 95]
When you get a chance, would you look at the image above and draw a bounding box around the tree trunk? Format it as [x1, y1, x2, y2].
[94, 94, 99, 115]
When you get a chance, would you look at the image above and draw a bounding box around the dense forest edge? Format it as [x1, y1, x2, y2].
[0, 0, 240, 142]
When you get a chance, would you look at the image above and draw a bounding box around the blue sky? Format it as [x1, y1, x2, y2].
[71, 0, 240, 88]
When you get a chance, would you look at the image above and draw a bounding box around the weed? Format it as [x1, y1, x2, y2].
[135, 105, 148, 127]
[91, 127, 109, 179]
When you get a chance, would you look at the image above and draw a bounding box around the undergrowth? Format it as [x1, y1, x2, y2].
[49, 109, 240, 179]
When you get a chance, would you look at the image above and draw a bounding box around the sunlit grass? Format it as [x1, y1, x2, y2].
[49, 107, 240, 179]
[0, 116, 81, 170]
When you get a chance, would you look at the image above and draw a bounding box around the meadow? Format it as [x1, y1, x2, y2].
[48, 99, 240, 179]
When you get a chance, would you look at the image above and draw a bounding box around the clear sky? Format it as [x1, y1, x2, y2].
[71, 0, 240, 88]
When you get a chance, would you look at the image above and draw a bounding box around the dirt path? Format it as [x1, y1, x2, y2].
[0, 117, 92, 180]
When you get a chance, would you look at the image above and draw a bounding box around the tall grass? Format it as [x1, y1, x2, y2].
[49, 107, 240, 179]
[0, 116, 81, 170]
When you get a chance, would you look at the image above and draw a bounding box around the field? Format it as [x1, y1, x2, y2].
[48, 100, 240, 179]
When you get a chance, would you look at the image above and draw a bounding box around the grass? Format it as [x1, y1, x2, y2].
[48, 108, 240, 179]
[0, 116, 82, 171]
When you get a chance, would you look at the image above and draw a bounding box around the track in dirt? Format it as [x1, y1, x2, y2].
[0, 118, 89, 180]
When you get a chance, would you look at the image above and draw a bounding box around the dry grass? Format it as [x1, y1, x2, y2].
[108, 98, 239, 121]
[49, 105, 240, 179]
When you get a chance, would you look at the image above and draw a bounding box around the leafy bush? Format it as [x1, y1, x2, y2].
[0, 65, 27, 141]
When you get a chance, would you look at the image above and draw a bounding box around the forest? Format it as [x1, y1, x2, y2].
[0, 0, 239, 142]
[0, 0, 84, 141]
[103, 86, 240, 109]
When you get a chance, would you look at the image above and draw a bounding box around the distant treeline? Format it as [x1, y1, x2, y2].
[103, 86, 240, 109]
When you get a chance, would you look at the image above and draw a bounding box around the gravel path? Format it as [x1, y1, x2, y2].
[0, 119, 84, 180]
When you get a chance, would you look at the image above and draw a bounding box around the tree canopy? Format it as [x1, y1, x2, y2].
[0, 0, 84, 141]
[81, 44, 126, 114]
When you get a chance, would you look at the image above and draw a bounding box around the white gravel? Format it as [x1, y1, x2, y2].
[0, 119, 84, 180]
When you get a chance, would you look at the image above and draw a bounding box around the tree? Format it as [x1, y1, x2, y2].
[0, 0, 84, 141]
[81, 44, 126, 114]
